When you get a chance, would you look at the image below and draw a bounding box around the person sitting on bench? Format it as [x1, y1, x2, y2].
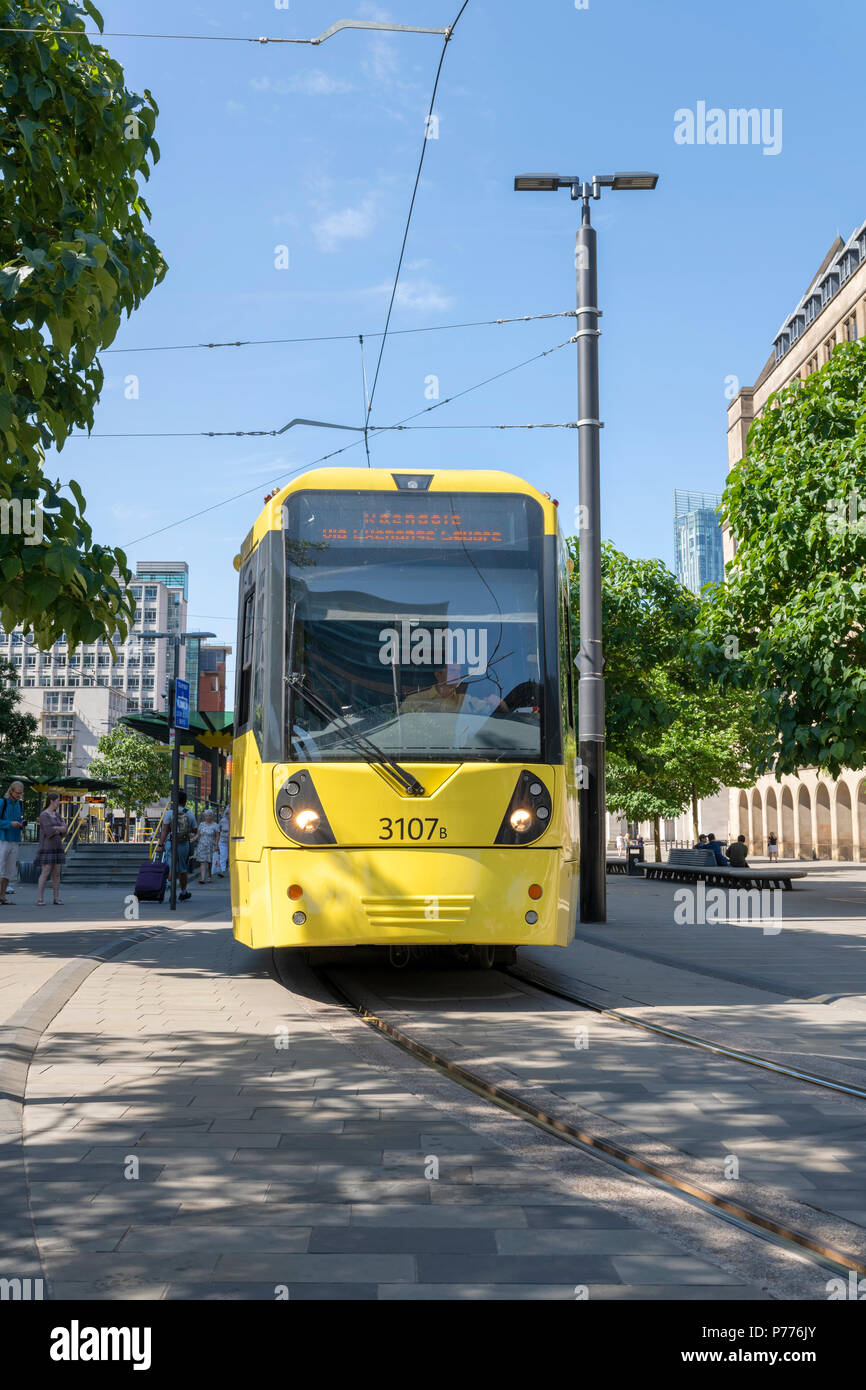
[726, 834, 749, 869]
[705, 832, 729, 867]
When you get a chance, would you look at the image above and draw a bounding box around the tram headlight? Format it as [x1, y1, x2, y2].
[274, 770, 336, 845]
[495, 771, 553, 846]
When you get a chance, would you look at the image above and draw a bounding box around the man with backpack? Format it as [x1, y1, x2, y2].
[158, 790, 198, 902]
[0, 780, 26, 905]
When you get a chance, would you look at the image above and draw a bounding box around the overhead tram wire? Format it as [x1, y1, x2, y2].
[103, 312, 575, 356]
[0, 20, 452, 45]
[74, 333, 577, 442]
[362, 0, 472, 460]
[118, 334, 575, 548]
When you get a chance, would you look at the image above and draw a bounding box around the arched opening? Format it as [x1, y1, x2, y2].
[738, 790, 749, 839]
[836, 783, 853, 860]
[816, 783, 832, 859]
[797, 785, 813, 860]
[858, 781, 866, 863]
[751, 789, 764, 854]
[781, 786, 795, 859]
[765, 787, 778, 842]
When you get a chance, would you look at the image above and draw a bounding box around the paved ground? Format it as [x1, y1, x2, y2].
[3, 869, 866, 1300]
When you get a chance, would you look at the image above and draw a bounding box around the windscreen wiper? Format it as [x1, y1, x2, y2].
[286, 673, 426, 797]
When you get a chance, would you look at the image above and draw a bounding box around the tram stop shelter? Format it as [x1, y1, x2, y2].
[119, 710, 233, 810]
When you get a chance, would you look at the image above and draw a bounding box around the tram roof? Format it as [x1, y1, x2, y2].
[235, 466, 561, 568]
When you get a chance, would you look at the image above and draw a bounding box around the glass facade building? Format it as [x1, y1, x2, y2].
[673, 491, 724, 595]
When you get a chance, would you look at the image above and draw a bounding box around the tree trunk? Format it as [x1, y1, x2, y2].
[653, 814, 661, 861]
[691, 784, 699, 840]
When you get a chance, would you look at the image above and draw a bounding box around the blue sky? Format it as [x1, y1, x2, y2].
[57, 0, 866, 687]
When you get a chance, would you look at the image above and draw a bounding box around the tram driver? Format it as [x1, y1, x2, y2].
[399, 664, 502, 717]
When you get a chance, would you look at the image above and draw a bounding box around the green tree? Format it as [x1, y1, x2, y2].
[87, 724, 171, 826]
[699, 340, 866, 778]
[0, 1, 166, 649]
[568, 541, 758, 848]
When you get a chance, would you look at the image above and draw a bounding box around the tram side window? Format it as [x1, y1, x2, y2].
[250, 580, 266, 742]
[238, 587, 255, 728]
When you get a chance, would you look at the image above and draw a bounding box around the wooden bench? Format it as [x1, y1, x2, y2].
[642, 847, 807, 890]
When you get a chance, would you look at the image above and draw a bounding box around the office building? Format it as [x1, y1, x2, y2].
[673, 490, 724, 595]
[725, 218, 866, 857]
[2, 560, 188, 775]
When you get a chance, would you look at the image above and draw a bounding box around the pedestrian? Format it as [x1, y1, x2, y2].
[196, 810, 219, 885]
[636, 834, 645, 862]
[112, 807, 125, 842]
[767, 831, 779, 861]
[704, 832, 728, 867]
[726, 833, 750, 869]
[615, 831, 624, 854]
[216, 805, 229, 877]
[35, 792, 66, 904]
[158, 790, 198, 902]
[695, 833, 708, 848]
[0, 780, 26, 905]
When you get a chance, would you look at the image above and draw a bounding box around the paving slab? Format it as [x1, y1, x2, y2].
[3, 910, 817, 1299]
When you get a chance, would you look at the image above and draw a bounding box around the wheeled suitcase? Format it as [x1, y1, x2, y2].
[134, 859, 169, 903]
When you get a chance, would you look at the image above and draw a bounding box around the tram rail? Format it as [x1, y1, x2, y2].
[270, 949, 866, 1281]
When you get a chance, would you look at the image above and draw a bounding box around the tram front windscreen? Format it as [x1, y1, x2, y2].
[284, 490, 551, 762]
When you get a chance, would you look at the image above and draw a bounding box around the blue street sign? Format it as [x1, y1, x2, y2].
[174, 678, 190, 730]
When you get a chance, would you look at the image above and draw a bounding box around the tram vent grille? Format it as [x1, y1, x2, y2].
[361, 894, 474, 927]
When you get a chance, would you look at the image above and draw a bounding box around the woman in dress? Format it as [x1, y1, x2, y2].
[35, 792, 66, 905]
[195, 810, 219, 885]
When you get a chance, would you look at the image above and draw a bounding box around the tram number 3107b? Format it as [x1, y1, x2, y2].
[378, 817, 447, 841]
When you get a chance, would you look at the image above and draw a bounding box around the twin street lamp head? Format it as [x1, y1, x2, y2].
[514, 171, 658, 194]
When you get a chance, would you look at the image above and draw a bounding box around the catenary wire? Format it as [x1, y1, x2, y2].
[118, 334, 573, 547]
[103, 312, 575, 355]
[363, 1, 471, 449]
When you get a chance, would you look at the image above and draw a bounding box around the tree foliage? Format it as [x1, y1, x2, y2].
[699, 340, 866, 778]
[568, 541, 758, 827]
[0, 1, 166, 647]
[87, 723, 171, 818]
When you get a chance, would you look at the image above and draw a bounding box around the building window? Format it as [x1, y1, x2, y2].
[44, 692, 59, 710]
[144, 608, 157, 624]
[127, 677, 139, 689]
[83, 655, 95, 666]
[845, 314, 858, 342]
[54, 655, 66, 667]
[23, 678, 35, 686]
[61, 693, 73, 711]
[12, 655, 21, 666]
[824, 335, 836, 362]
[98, 654, 110, 666]
[131, 587, 142, 599]
[142, 697, 154, 710]
[144, 586, 157, 600]
[68, 677, 80, 686]
[68, 655, 80, 667]
[97, 676, 108, 687]
[11, 632, 22, 645]
[142, 676, 154, 689]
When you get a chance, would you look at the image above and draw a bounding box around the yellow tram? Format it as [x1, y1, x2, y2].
[230, 467, 578, 965]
